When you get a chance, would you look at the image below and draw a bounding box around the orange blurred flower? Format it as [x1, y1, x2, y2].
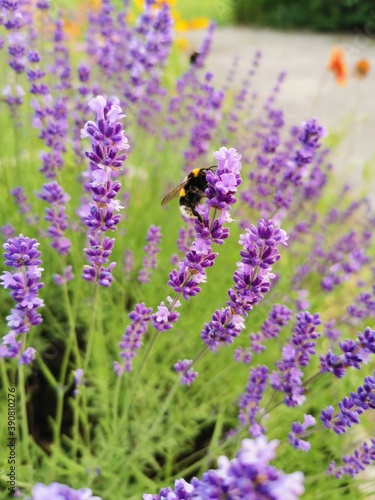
[327, 48, 347, 86]
[354, 59, 370, 79]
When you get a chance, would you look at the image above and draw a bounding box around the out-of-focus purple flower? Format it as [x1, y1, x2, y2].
[0, 235, 44, 364]
[53, 265, 74, 286]
[288, 414, 316, 451]
[73, 368, 84, 397]
[81, 95, 129, 287]
[238, 365, 269, 437]
[138, 225, 162, 283]
[30, 481, 102, 500]
[321, 371, 375, 434]
[174, 359, 198, 386]
[240, 304, 292, 358]
[37, 181, 71, 255]
[327, 439, 375, 479]
[1, 224, 15, 239]
[320, 326, 375, 378]
[123, 248, 134, 281]
[114, 302, 153, 375]
[143, 437, 304, 500]
[183, 73, 224, 172]
[19, 347, 36, 365]
[271, 311, 321, 406]
[11, 187, 32, 215]
[347, 286, 375, 320]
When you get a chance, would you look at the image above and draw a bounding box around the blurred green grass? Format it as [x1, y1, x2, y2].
[175, 0, 234, 25]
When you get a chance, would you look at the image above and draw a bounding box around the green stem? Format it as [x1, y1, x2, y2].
[83, 282, 100, 373]
[18, 337, 32, 481]
[1, 362, 10, 398]
[35, 356, 58, 390]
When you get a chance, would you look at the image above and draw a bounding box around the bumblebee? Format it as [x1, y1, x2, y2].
[161, 166, 217, 222]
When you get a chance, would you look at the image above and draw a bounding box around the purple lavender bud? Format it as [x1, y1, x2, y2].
[174, 359, 198, 386]
[138, 225, 162, 283]
[3, 235, 42, 268]
[53, 265, 74, 286]
[358, 326, 375, 353]
[1, 235, 44, 363]
[238, 365, 268, 437]
[151, 299, 180, 332]
[115, 302, 153, 374]
[288, 414, 316, 451]
[18, 347, 36, 365]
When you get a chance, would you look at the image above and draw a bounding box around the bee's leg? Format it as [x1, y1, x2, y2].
[192, 206, 203, 222]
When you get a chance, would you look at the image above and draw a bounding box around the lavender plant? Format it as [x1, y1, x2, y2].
[0, 2, 374, 499]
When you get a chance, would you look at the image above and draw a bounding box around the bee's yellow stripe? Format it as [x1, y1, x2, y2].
[191, 168, 200, 177]
[180, 187, 186, 197]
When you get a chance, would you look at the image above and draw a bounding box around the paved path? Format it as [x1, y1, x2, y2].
[185, 26, 375, 194]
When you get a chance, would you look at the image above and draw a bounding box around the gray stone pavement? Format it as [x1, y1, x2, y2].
[185, 26, 375, 195]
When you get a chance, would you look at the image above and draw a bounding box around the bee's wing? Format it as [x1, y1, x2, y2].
[161, 180, 186, 206]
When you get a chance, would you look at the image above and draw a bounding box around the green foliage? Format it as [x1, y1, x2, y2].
[233, 0, 375, 32]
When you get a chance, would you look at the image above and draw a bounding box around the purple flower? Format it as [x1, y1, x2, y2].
[81, 95, 129, 286]
[271, 311, 321, 407]
[0, 235, 44, 363]
[115, 302, 153, 374]
[144, 437, 304, 500]
[174, 359, 198, 386]
[53, 265, 74, 286]
[73, 368, 84, 397]
[37, 181, 71, 255]
[3, 235, 42, 268]
[244, 304, 292, 356]
[327, 439, 375, 479]
[288, 414, 316, 451]
[320, 326, 375, 378]
[321, 372, 375, 434]
[30, 481, 102, 499]
[11, 187, 32, 215]
[138, 225, 162, 283]
[238, 365, 269, 437]
[151, 298, 180, 333]
[201, 220, 287, 351]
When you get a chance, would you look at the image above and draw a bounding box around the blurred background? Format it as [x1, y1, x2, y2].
[63, 0, 375, 193]
[174, 0, 375, 195]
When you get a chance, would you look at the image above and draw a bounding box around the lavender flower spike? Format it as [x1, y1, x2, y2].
[144, 437, 305, 499]
[201, 220, 288, 350]
[155, 147, 242, 334]
[81, 95, 129, 286]
[0, 235, 44, 363]
[327, 439, 375, 479]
